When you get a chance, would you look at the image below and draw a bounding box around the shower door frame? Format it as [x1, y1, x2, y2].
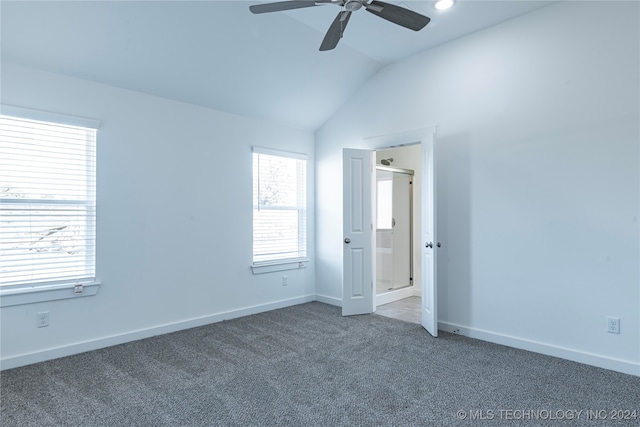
[375, 165, 414, 296]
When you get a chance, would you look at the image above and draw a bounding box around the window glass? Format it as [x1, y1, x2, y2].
[0, 114, 97, 286]
[252, 149, 307, 264]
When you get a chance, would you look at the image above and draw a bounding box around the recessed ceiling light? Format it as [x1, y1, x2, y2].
[435, 0, 454, 11]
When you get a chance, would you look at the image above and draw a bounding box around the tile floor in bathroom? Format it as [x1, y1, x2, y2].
[375, 296, 421, 324]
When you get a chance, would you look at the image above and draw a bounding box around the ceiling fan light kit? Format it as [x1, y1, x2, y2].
[249, 0, 431, 51]
[435, 0, 454, 11]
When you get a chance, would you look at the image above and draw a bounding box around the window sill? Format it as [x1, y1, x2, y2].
[0, 281, 101, 307]
[251, 259, 308, 275]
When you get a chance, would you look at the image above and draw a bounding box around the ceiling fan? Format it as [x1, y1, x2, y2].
[249, 0, 431, 51]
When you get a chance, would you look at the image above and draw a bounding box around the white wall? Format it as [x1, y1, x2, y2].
[0, 62, 315, 368]
[315, 1, 639, 375]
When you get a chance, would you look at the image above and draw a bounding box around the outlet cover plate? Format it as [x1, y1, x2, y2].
[607, 317, 620, 334]
[37, 311, 49, 328]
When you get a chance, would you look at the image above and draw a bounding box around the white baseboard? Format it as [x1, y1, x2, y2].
[1, 294, 316, 371]
[376, 286, 415, 306]
[7, 297, 635, 377]
[315, 291, 423, 308]
[316, 287, 422, 307]
[438, 321, 639, 377]
[314, 293, 342, 307]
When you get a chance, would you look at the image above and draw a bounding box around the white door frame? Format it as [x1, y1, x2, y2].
[342, 126, 438, 336]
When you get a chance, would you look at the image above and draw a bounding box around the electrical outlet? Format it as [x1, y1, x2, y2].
[607, 317, 620, 334]
[36, 311, 49, 328]
[282, 275, 288, 286]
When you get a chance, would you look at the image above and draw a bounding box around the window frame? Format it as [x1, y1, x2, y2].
[251, 146, 308, 274]
[0, 105, 101, 307]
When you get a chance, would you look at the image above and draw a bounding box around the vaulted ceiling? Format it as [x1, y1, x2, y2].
[1, 1, 554, 130]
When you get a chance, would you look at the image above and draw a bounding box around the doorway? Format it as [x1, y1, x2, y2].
[374, 145, 422, 309]
[342, 125, 437, 336]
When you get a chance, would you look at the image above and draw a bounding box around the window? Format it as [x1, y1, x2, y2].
[376, 170, 393, 229]
[252, 147, 307, 266]
[0, 109, 97, 289]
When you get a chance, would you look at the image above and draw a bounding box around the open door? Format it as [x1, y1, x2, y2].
[421, 133, 438, 337]
[342, 148, 374, 316]
[342, 126, 437, 325]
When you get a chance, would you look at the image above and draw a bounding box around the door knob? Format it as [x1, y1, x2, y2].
[344, 238, 351, 244]
[425, 242, 433, 248]
[437, 242, 441, 247]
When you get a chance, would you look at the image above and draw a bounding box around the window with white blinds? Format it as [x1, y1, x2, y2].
[253, 148, 307, 264]
[0, 112, 97, 287]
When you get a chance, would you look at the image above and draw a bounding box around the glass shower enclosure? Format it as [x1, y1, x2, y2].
[375, 166, 414, 295]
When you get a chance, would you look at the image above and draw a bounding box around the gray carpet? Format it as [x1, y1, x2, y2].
[1, 302, 638, 426]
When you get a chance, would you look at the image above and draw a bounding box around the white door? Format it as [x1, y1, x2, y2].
[421, 134, 438, 337]
[342, 148, 374, 316]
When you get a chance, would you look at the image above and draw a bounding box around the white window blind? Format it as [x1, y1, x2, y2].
[0, 112, 97, 287]
[253, 148, 307, 264]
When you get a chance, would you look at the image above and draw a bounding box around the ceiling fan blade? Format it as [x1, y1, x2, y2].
[365, 0, 430, 31]
[250, 1, 320, 14]
[319, 10, 351, 51]
[362, 2, 383, 12]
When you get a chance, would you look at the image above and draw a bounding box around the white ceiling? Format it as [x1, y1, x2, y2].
[1, 0, 554, 130]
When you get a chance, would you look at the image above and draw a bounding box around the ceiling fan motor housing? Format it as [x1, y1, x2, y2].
[344, 0, 363, 12]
